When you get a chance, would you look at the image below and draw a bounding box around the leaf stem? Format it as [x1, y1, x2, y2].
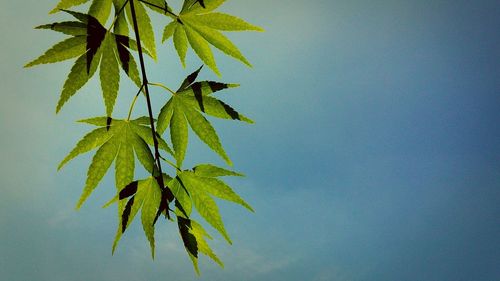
[127, 84, 144, 120]
[138, 0, 177, 18]
[109, 0, 130, 31]
[129, 0, 167, 197]
[149, 82, 176, 95]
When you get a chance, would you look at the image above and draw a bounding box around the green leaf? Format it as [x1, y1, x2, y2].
[62, 118, 169, 211]
[50, 0, 90, 14]
[115, 137, 134, 191]
[181, 0, 199, 13]
[173, 24, 188, 67]
[179, 95, 253, 123]
[56, 49, 102, 113]
[170, 101, 189, 167]
[58, 127, 113, 170]
[33, 11, 126, 113]
[193, 164, 243, 177]
[178, 217, 223, 275]
[114, 131, 135, 249]
[116, 177, 161, 257]
[100, 33, 121, 116]
[177, 217, 199, 273]
[133, 116, 152, 125]
[191, 12, 264, 31]
[162, 1, 262, 74]
[126, 1, 157, 60]
[183, 171, 253, 212]
[162, 21, 177, 42]
[190, 220, 223, 267]
[169, 176, 192, 216]
[180, 171, 231, 243]
[77, 138, 120, 209]
[140, 178, 162, 258]
[179, 100, 231, 165]
[184, 0, 225, 14]
[113, 0, 129, 36]
[25, 36, 87, 67]
[183, 24, 219, 75]
[130, 122, 174, 156]
[36, 21, 87, 36]
[157, 98, 174, 134]
[115, 35, 142, 87]
[177, 80, 238, 96]
[184, 19, 251, 66]
[142, 0, 174, 16]
[77, 116, 112, 126]
[158, 69, 251, 166]
[89, 0, 113, 25]
[177, 65, 203, 92]
[132, 134, 155, 173]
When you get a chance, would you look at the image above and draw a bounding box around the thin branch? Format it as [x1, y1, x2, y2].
[109, 0, 130, 31]
[129, 0, 168, 198]
[138, 0, 177, 18]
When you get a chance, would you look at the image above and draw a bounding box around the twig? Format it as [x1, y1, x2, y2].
[129, 0, 168, 199]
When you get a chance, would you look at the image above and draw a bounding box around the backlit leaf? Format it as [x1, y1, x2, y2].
[58, 127, 112, 170]
[88, 0, 112, 25]
[100, 33, 121, 116]
[184, 19, 251, 66]
[170, 101, 189, 166]
[183, 24, 219, 75]
[173, 24, 188, 67]
[180, 172, 231, 243]
[157, 98, 174, 134]
[191, 12, 264, 31]
[140, 178, 162, 257]
[56, 49, 102, 113]
[162, 0, 262, 74]
[25, 36, 87, 67]
[180, 100, 231, 165]
[49, 0, 90, 14]
[162, 21, 176, 42]
[179, 95, 253, 123]
[193, 164, 243, 177]
[77, 137, 120, 209]
[187, 172, 253, 211]
[132, 134, 155, 173]
[126, 1, 157, 60]
[36, 21, 87, 36]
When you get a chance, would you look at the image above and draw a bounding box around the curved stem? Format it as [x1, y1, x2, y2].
[129, 0, 167, 198]
[127, 84, 144, 120]
[149, 82, 176, 95]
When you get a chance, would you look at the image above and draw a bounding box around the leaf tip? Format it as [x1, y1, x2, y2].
[24, 61, 34, 68]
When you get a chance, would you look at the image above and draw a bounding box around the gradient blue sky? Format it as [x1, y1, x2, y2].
[1, 0, 499, 280]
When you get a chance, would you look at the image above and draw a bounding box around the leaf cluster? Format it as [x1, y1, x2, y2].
[26, 0, 261, 273]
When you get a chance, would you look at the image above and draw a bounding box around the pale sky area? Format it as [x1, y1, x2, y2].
[1, 0, 499, 280]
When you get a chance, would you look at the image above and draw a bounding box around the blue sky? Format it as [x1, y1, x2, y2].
[1, 0, 499, 280]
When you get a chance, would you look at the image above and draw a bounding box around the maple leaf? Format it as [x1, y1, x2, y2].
[58, 117, 173, 209]
[157, 66, 253, 167]
[162, 0, 263, 75]
[25, 10, 142, 116]
[177, 217, 222, 275]
[167, 163, 252, 272]
[113, 176, 163, 257]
